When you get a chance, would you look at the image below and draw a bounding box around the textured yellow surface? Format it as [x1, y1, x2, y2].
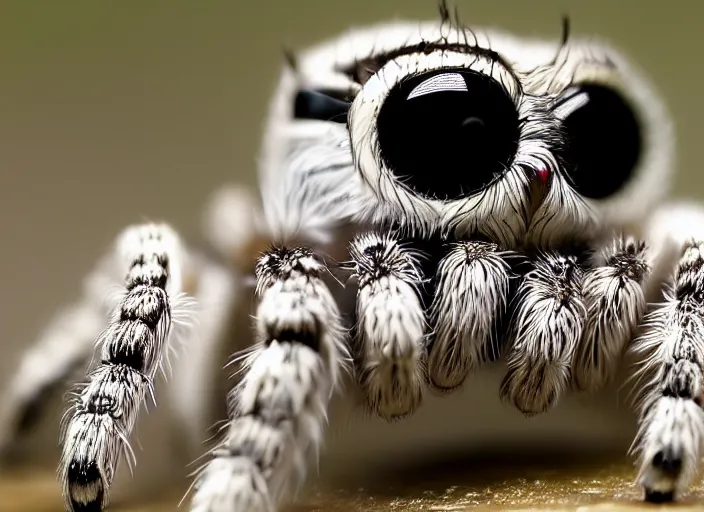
[3, 458, 704, 512]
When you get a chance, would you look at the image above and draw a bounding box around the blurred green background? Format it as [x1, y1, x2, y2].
[0, 1, 701, 507]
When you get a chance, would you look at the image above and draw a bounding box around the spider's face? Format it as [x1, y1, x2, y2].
[260, 19, 674, 248]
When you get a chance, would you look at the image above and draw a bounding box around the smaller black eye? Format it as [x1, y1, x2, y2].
[376, 68, 519, 201]
[294, 89, 351, 123]
[557, 84, 642, 200]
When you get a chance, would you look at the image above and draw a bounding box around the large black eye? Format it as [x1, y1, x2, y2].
[376, 68, 519, 201]
[558, 84, 642, 199]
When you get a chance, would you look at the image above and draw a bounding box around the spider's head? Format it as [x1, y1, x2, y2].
[260, 12, 673, 249]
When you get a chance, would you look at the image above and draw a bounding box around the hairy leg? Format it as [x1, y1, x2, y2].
[631, 240, 704, 501]
[500, 252, 585, 415]
[628, 203, 704, 502]
[348, 232, 426, 420]
[59, 223, 193, 511]
[428, 241, 513, 391]
[189, 247, 348, 512]
[572, 236, 650, 391]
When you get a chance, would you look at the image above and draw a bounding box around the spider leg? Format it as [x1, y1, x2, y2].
[631, 241, 704, 502]
[348, 232, 426, 421]
[629, 203, 704, 502]
[500, 251, 586, 415]
[59, 223, 193, 511]
[189, 246, 348, 512]
[571, 236, 650, 392]
[427, 241, 513, 392]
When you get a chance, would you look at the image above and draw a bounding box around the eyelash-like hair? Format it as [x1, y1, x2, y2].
[338, 1, 523, 88]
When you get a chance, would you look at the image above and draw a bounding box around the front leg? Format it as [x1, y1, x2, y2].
[348, 232, 426, 421]
[571, 237, 650, 391]
[189, 247, 348, 512]
[428, 241, 513, 391]
[500, 252, 585, 415]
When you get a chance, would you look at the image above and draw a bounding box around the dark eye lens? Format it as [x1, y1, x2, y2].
[558, 84, 642, 199]
[376, 69, 519, 200]
[294, 89, 350, 123]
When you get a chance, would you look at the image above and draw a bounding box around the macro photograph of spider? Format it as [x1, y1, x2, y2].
[2, 1, 704, 511]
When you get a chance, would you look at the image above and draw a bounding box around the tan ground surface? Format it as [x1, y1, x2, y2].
[2, 458, 704, 512]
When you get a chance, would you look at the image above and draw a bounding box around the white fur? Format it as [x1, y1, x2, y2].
[501, 254, 586, 415]
[349, 232, 427, 420]
[428, 242, 511, 390]
[572, 237, 649, 391]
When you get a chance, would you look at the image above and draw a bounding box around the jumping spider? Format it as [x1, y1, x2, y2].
[2, 8, 703, 512]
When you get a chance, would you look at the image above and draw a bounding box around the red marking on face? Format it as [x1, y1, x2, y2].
[536, 168, 549, 185]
